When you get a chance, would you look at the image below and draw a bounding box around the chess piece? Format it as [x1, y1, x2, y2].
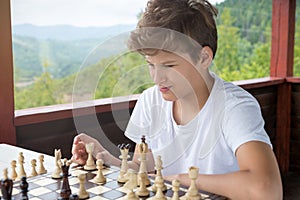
[117, 143, 130, 183]
[10, 160, 18, 180]
[183, 166, 201, 200]
[52, 149, 62, 179]
[60, 159, 72, 199]
[137, 136, 150, 186]
[136, 172, 150, 197]
[30, 159, 38, 177]
[20, 176, 29, 200]
[123, 169, 137, 190]
[92, 159, 106, 184]
[124, 169, 138, 200]
[0, 168, 13, 200]
[152, 155, 167, 192]
[38, 154, 47, 175]
[78, 173, 89, 199]
[153, 176, 167, 200]
[17, 152, 27, 180]
[171, 179, 180, 200]
[83, 143, 96, 171]
[69, 194, 80, 200]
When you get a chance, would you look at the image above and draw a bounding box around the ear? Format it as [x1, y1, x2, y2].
[198, 46, 213, 69]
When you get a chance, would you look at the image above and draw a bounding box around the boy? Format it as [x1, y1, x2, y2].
[72, 0, 283, 199]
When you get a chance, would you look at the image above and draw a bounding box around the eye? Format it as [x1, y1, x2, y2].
[148, 63, 155, 68]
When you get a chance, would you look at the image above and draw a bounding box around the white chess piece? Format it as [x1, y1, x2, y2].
[153, 176, 167, 200]
[152, 155, 167, 192]
[17, 152, 26, 180]
[78, 173, 89, 199]
[84, 143, 96, 171]
[117, 144, 130, 183]
[182, 166, 201, 200]
[171, 179, 180, 200]
[138, 136, 150, 186]
[30, 159, 38, 177]
[136, 172, 150, 197]
[124, 169, 138, 200]
[123, 169, 137, 191]
[51, 149, 62, 179]
[92, 159, 106, 184]
[10, 160, 17, 180]
[38, 154, 47, 175]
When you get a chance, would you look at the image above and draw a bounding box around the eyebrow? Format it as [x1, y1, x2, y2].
[146, 59, 177, 65]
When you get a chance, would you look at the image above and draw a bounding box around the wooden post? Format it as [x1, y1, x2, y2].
[0, 0, 16, 144]
[270, 0, 296, 174]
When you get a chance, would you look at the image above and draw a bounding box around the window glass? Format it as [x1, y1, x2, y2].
[11, 0, 148, 109]
[212, 0, 272, 81]
[11, 0, 273, 110]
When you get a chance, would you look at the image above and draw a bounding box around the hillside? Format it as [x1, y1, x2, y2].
[13, 0, 300, 109]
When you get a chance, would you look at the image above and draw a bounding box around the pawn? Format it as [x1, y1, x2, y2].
[30, 159, 38, 177]
[153, 176, 167, 200]
[124, 169, 138, 200]
[171, 179, 180, 200]
[38, 154, 47, 175]
[78, 173, 89, 199]
[20, 176, 29, 200]
[10, 160, 18, 180]
[83, 143, 96, 171]
[92, 159, 106, 184]
[136, 172, 149, 197]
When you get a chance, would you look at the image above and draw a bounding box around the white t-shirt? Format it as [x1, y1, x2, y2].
[125, 73, 271, 176]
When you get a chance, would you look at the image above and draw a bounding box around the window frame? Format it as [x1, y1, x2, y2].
[0, 0, 297, 173]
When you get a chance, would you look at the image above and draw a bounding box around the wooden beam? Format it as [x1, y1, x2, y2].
[0, 0, 16, 144]
[276, 83, 291, 173]
[270, 0, 296, 174]
[270, 0, 296, 77]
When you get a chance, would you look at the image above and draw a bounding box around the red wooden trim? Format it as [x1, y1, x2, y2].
[270, 0, 296, 77]
[14, 95, 139, 126]
[286, 77, 300, 83]
[276, 83, 291, 173]
[0, 0, 16, 145]
[232, 77, 284, 89]
[14, 78, 285, 126]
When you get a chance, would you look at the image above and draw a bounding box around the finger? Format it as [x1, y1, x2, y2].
[73, 135, 82, 145]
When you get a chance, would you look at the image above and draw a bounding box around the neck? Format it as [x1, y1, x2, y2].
[173, 72, 214, 125]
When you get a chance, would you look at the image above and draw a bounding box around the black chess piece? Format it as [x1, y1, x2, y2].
[20, 176, 28, 200]
[59, 160, 71, 200]
[0, 176, 13, 200]
[69, 194, 79, 200]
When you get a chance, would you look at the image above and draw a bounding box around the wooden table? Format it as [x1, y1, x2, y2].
[0, 143, 55, 176]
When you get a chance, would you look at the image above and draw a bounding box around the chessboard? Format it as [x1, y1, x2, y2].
[3, 165, 227, 200]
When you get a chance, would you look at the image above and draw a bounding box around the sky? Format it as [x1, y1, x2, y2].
[11, 0, 225, 27]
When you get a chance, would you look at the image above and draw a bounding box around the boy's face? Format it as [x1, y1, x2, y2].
[146, 50, 206, 102]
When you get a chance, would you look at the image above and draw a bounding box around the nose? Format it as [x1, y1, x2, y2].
[150, 65, 167, 84]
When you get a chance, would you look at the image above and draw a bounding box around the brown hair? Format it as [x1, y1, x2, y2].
[128, 0, 218, 61]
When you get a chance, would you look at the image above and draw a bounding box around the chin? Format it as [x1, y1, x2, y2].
[162, 94, 177, 102]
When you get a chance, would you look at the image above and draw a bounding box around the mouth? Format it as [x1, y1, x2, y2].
[159, 86, 171, 93]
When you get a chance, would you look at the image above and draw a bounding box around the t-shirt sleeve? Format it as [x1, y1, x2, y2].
[223, 97, 272, 155]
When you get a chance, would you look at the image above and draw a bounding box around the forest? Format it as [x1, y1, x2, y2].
[13, 0, 300, 109]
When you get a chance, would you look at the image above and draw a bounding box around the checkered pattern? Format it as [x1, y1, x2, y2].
[4, 166, 226, 200]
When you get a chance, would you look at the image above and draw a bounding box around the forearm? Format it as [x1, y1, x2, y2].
[166, 170, 282, 200]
